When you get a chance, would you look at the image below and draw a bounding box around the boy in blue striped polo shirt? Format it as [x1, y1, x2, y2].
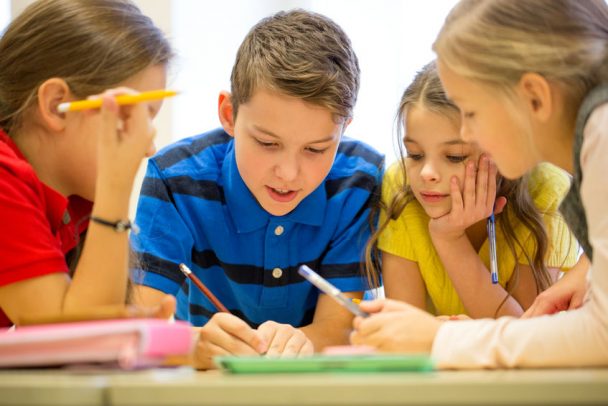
[131, 9, 384, 369]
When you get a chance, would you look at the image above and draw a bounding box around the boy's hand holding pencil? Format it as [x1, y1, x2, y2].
[179, 264, 268, 370]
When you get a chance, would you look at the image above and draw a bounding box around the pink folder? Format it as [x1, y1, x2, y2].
[0, 319, 194, 369]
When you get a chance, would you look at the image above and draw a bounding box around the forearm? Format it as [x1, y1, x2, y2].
[432, 234, 523, 318]
[300, 318, 353, 351]
[63, 184, 132, 311]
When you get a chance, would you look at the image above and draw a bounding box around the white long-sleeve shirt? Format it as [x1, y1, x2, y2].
[432, 103, 608, 368]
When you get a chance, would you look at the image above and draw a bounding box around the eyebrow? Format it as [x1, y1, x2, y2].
[252, 125, 336, 144]
[403, 136, 466, 146]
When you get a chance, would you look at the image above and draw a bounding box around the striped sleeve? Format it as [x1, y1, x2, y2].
[130, 159, 192, 294]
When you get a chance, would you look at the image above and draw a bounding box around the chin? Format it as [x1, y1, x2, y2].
[264, 206, 295, 217]
[424, 207, 450, 219]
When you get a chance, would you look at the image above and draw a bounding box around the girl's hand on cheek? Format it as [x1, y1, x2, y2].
[428, 155, 505, 242]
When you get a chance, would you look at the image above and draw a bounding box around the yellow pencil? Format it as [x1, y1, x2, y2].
[351, 298, 361, 304]
[57, 89, 178, 113]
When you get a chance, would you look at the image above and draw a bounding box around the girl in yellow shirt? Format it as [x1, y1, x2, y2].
[365, 61, 579, 318]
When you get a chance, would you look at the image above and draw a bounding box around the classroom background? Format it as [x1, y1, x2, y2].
[1, 0, 458, 216]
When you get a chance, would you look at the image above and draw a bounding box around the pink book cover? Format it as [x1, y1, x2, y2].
[0, 319, 194, 369]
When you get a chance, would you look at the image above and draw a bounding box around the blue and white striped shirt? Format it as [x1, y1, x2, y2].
[131, 128, 384, 327]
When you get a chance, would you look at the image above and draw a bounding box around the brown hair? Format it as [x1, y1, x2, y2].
[230, 9, 360, 123]
[0, 0, 173, 135]
[433, 0, 608, 111]
[364, 62, 554, 314]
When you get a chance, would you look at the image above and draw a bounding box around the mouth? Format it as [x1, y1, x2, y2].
[419, 191, 448, 203]
[266, 186, 298, 203]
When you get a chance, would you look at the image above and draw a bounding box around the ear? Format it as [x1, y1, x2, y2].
[342, 117, 353, 132]
[516, 73, 553, 122]
[218, 91, 235, 137]
[36, 78, 71, 132]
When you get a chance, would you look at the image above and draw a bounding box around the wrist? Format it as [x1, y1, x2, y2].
[89, 215, 138, 233]
[95, 174, 134, 198]
[429, 228, 466, 244]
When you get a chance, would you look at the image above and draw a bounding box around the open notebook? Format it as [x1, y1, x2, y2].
[0, 319, 194, 369]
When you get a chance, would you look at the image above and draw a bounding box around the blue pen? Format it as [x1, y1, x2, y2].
[487, 212, 499, 284]
[298, 265, 369, 318]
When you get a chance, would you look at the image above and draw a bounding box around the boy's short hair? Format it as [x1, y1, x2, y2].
[230, 9, 360, 123]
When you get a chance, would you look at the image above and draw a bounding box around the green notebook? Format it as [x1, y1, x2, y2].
[215, 354, 434, 374]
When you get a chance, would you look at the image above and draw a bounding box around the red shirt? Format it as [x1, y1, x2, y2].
[0, 131, 92, 327]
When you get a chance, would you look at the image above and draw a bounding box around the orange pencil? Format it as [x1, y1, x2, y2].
[179, 263, 230, 313]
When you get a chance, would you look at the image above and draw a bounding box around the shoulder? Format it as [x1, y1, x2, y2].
[330, 137, 384, 179]
[528, 163, 571, 210]
[149, 128, 233, 177]
[0, 141, 43, 201]
[382, 161, 407, 197]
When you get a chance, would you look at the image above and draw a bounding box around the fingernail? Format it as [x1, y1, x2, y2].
[258, 341, 268, 353]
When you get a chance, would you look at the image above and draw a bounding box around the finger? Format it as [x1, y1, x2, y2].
[262, 325, 304, 357]
[279, 332, 309, 357]
[98, 95, 119, 144]
[494, 196, 508, 215]
[120, 102, 151, 140]
[463, 160, 477, 210]
[476, 155, 490, 208]
[350, 329, 365, 346]
[205, 326, 260, 356]
[448, 176, 464, 216]
[193, 339, 232, 370]
[353, 315, 384, 337]
[216, 314, 267, 353]
[256, 320, 277, 340]
[568, 295, 584, 310]
[155, 294, 176, 319]
[357, 299, 386, 314]
[298, 339, 314, 357]
[257, 321, 279, 355]
[485, 158, 498, 212]
[351, 325, 389, 351]
[358, 298, 411, 313]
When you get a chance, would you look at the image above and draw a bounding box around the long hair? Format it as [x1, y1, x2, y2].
[0, 0, 173, 135]
[433, 0, 608, 114]
[364, 61, 553, 313]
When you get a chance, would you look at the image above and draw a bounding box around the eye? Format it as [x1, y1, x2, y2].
[407, 153, 423, 161]
[463, 112, 475, 119]
[255, 138, 278, 148]
[305, 146, 327, 154]
[447, 155, 468, 163]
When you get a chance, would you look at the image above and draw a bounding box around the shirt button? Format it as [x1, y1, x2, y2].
[272, 268, 283, 279]
[274, 225, 284, 236]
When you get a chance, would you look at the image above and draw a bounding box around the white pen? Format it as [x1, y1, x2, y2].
[298, 265, 369, 318]
[487, 213, 499, 284]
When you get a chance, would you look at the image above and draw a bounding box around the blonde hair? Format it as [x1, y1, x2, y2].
[0, 0, 173, 135]
[230, 9, 360, 123]
[364, 62, 554, 315]
[434, 0, 608, 108]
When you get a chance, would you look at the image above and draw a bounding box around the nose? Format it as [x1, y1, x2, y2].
[460, 121, 473, 142]
[274, 154, 299, 182]
[420, 159, 440, 183]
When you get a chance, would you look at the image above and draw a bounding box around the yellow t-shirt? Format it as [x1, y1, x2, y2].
[378, 162, 579, 316]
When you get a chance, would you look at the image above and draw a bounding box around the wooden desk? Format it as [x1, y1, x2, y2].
[2, 368, 608, 406]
